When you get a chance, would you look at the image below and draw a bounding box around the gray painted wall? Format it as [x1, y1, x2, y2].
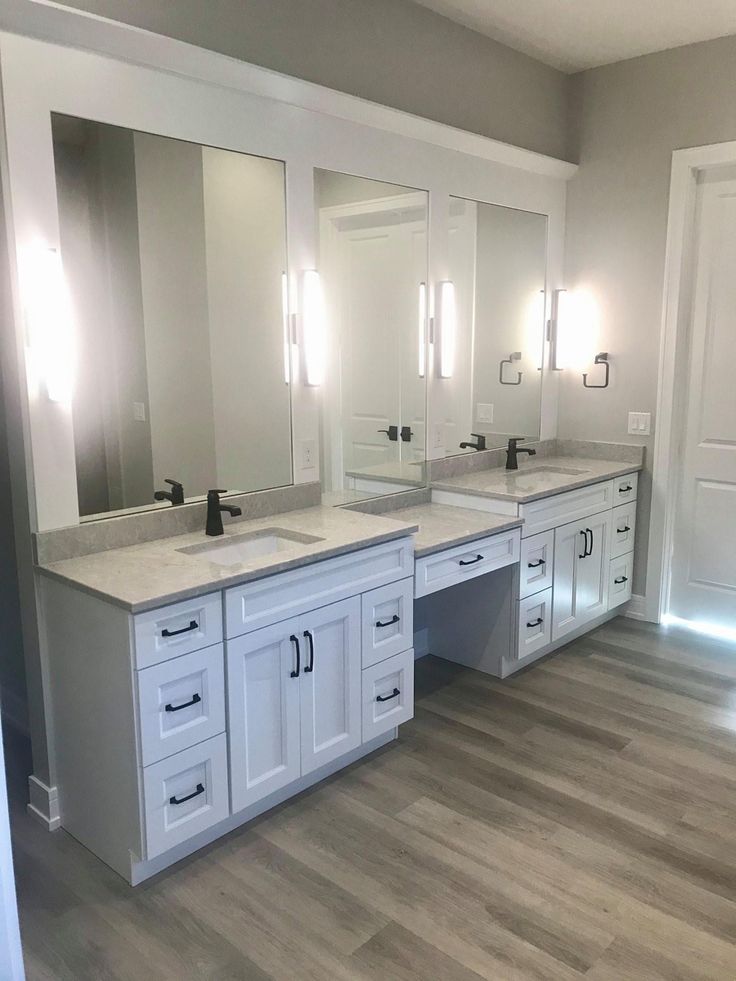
[562, 34, 736, 596]
[56, 0, 572, 161]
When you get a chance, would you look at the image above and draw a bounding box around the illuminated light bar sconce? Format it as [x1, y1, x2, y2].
[300, 269, 326, 386]
[23, 246, 75, 404]
[583, 352, 610, 389]
[418, 282, 427, 378]
[435, 280, 456, 379]
[548, 288, 566, 372]
[281, 271, 291, 384]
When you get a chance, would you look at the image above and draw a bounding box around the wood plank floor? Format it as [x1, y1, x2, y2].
[6, 615, 736, 980]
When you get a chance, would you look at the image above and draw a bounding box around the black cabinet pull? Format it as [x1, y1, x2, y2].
[527, 559, 545, 568]
[376, 688, 400, 702]
[526, 618, 543, 628]
[161, 619, 198, 638]
[376, 614, 400, 628]
[619, 484, 632, 493]
[303, 630, 315, 673]
[614, 575, 629, 584]
[169, 783, 204, 806]
[459, 554, 484, 566]
[617, 525, 631, 534]
[290, 634, 300, 678]
[164, 693, 201, 713]
[578, 530, 588, 559]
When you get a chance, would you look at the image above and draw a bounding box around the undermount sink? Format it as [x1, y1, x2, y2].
[508, 466, 590, 477]
[178, 528, 324, 566]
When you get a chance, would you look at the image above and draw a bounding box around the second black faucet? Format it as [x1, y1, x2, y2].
[206, 489, 242, 536]
[505, 437, 537, 471]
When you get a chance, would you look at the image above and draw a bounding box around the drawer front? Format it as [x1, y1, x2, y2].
[609, 553, 634, 608]
[517, 588, 553, 661]
[414, 529, 520, 598]
[226, 538, 414, 638]
[613, 471, 638, 505]
[361, 578, 414, 668]
[519, 530, 554, 598]
[137, 645, 226, 766]
[362, 648, 414, 742]
[611, 501, 637, 559]
[142, 733, 229, 859]
[519, 480, 614, 538]
[134, 593, 223, 669]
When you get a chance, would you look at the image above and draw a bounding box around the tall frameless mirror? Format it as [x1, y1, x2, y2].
[443, 196, 547, 456]
[315, 169, 428, 505]
[51, 114, 293, 520]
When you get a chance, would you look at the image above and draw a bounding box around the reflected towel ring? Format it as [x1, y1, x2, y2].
[499, 351, 522, 385]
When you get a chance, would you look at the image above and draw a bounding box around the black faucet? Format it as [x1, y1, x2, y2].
[154, 478, 185, 506]
[206, 489, 242, 536]
[506, 437, 537, 471]
[459, 433, 486, 452]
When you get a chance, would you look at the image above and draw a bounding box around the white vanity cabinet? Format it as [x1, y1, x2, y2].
[551, 510, 612, 642]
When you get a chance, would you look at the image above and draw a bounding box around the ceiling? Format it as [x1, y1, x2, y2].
[411, 0, 736, 72]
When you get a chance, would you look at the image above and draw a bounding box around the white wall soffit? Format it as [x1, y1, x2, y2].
[0, 0, 578, 181]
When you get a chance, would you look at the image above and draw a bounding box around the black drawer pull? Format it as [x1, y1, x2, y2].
[290, 635, 301, 678]
[303, 630, 315, 674]
[619, 484, 632, 493]
[161, 619, 198, 638]
[376, 687, 400, 702]
[614, 576, 629, 584]
[527, 559, 545, 568]
[376, 614, 400, 628]
[164, 693, 201, 713]
[617, 525, 631, 534]
[526, 617, 543, 628]
[459, 554, 484, 566]
[169, 783, 204, 806]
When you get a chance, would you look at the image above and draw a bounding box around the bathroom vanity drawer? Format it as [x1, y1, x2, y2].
[614, 472, 638, 504]
[611, 501, 637, 559]
[142, 733, 229, 860]
[516, 588, 553, 661]
[519, 531, 554, 598]
[134, 593, 223, 669]
[609, 553, 634, 608]
[362, 648, 414, 742]
[519, 480, 614, 538]
[414, 529, 520, 598]
[225, 537, 414, 637]
[361, 577, 414, 668]
[137, 645, 226, 766]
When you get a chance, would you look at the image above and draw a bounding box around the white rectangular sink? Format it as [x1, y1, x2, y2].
[510, 466, 589, 477]
[178, 528, 324, 566]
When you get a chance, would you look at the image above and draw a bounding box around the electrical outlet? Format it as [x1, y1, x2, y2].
[477, 403, 493, 424]
[301, 439, 317, 469]
[627, 411, 651, 436]
[132, 401, 146, 422]
[431, 424, 444, 451]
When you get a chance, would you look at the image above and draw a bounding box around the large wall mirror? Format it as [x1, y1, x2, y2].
[315, 170, 428, 504]
[51, 113, 293, 520]
[443, 197, 547, 456]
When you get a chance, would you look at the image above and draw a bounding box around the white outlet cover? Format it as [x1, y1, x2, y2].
[301, 439, 316, 469]
[477, 403, 494, 424]
[133, 401, 146, 422]
[432, 424, 445, 451]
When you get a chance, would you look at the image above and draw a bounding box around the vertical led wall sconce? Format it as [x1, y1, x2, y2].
[551, 287, 608, 386]
[548, 287, 566, 372]
[23, 246, 75, 404]
[435, 280, 456, 379]
[418, 282, 427, 378]
[300, 269, 326, 387]
[281, 271, 291, 385]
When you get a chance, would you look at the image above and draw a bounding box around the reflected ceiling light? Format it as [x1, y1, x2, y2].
[300, 269, 326, 386]
[662, 613, 736, 645]
[436, 280, 456, 379]
[22, 246, 75, 404]
[418, 282, 427, 378]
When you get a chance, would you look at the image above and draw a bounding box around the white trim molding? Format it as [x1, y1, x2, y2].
[624, 593, 647, 621]
[647, 139, 736, 623]
[0, 0, 577, 181]
[27, 774, 60, 831]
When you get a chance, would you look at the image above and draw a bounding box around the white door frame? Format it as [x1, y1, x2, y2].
[647, 139, 736, 622]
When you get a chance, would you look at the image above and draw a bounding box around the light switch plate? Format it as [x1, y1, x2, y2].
[628, 411, 651, 436]
[133, 402, 146, 422]
[477, 403, 494, 424]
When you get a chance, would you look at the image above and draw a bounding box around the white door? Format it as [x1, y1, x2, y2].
[299, 597, 362, 775]
[227, 619, 301, 812]
[670, 173, 736, 623]
[0, 726, 24, 980]
[552, 511, 611, 641]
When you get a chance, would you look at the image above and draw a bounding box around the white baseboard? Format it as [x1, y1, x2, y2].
[27, 775, 61, 831]
[413, 627, 429, 659]
[0, 688, 29, 736]
[624, 593, 647, 621]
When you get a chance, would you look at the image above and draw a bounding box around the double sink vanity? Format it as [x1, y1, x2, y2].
[35, 439, 642, 884]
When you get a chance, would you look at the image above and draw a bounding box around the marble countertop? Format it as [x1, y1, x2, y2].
[383, 502, 522, 557]
[431, 455, 641, 504]
[36, 506, 418, 613]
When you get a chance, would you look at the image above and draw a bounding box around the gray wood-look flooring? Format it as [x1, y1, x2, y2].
[7, 615, 736, 980]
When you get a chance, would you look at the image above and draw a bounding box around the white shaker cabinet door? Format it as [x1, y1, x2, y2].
[299, 597, 362, 776]
[552, 511, 611, 642]
[227, 619, 302, 813]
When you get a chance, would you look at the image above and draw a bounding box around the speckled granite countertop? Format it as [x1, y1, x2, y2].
[431, 455, 641, 504]
[36, 506, 418, 613]
[383, 503, 522, 558]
